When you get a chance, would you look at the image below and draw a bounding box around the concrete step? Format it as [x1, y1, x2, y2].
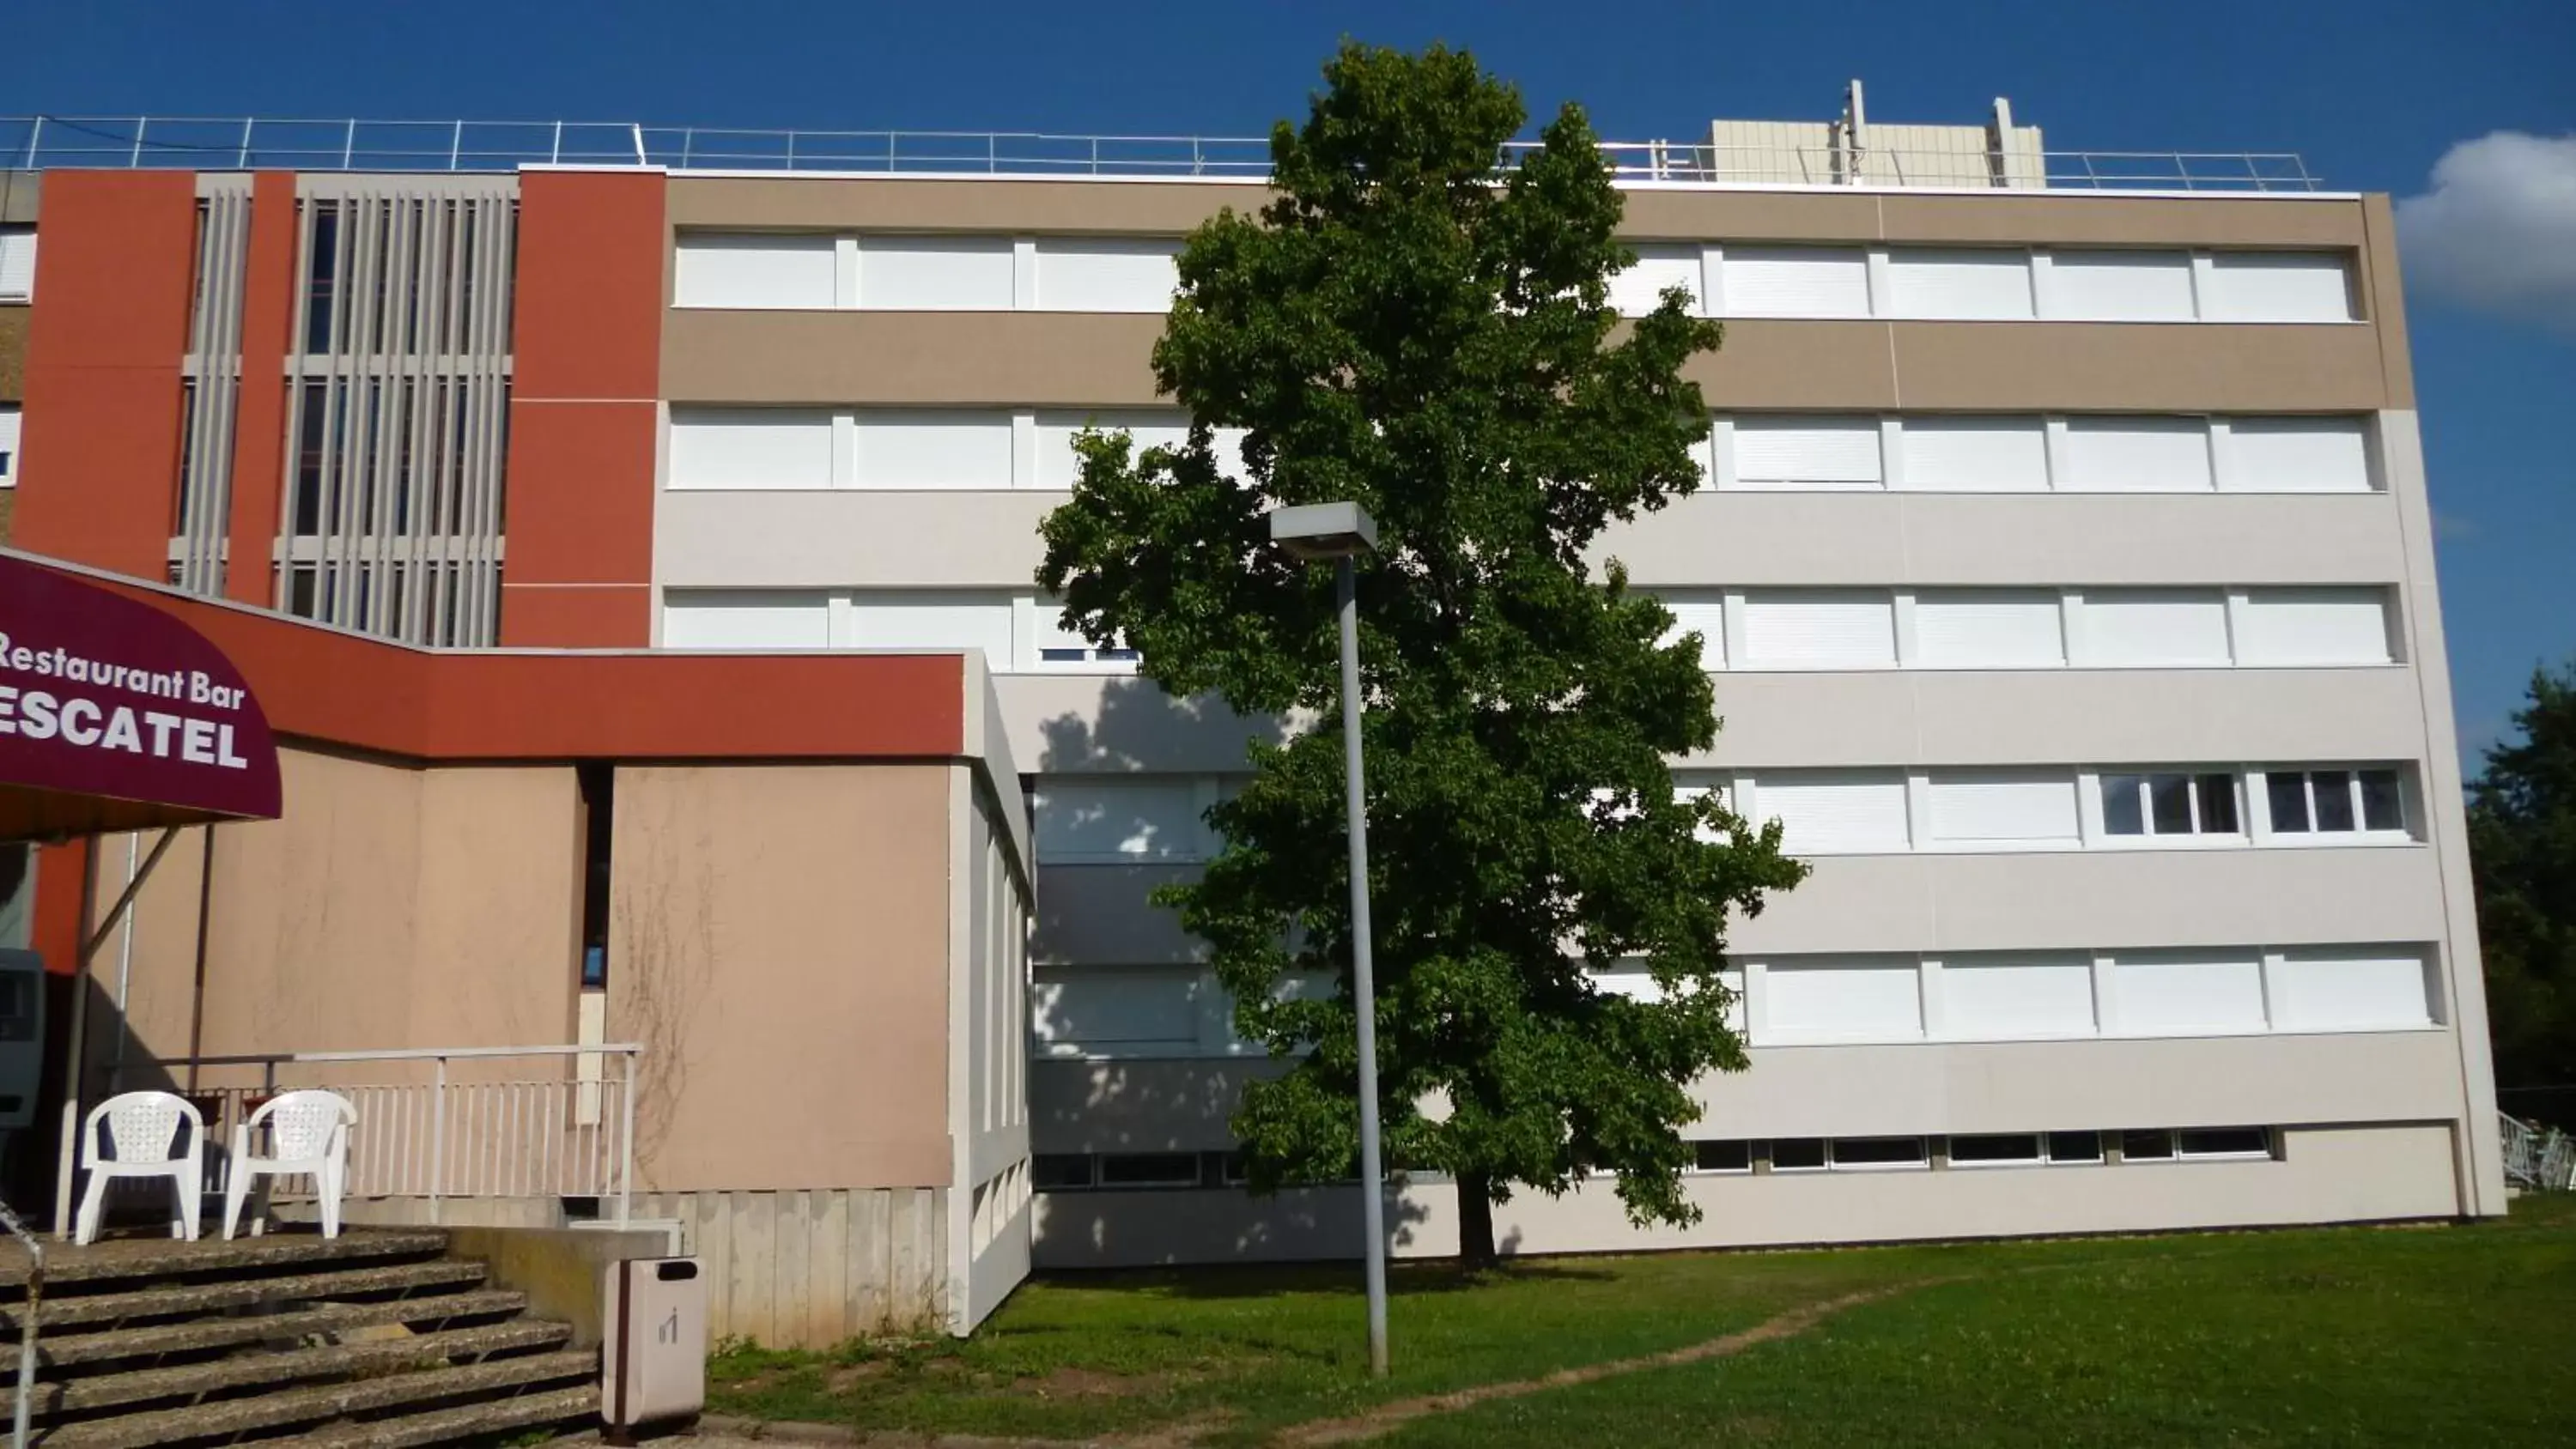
[15, 1289, 528, 1375]
[268, 1382, 603, 1449]
[36, 1319, 575, 1416]
[0, 1229, 452, 1291]
[38, 1349, 600, 1449]
[4, 1258, 490, 1334]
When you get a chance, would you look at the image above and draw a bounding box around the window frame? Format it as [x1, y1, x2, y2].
[2095, 770, 2245, 847]
[1944, 1133, 2045, 1168]
[1689, 1139, 1754, 1175]
[1826, 1136, 1932, 1172]
[2257, 767, 2412, 845]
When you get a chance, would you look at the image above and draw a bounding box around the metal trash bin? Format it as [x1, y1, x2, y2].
[601, 1257, 706, 1435]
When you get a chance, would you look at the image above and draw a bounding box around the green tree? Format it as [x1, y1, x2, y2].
[2471, 658, 2576, 1113]
[1036, 42, 1805, 1265]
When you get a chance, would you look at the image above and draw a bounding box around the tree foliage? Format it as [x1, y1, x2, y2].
[2471, 658, 2576, 1116]
[1036, 42, 1807, 1263]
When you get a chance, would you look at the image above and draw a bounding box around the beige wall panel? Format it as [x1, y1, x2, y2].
[1619, 190, 1886, 241]
[1696, 668, 2431, 768]
[1031, 863, 1203, 967]
[667, 176, 1249, 237]
[1874, 193, 2366, 248]
[1888, 323, 2391, 412]
[657, 490, 1057, 590]
[1607, 492, 2407, 588]
[610, 763, 954, 1193]
[80, 826, 211, 1077]
[637, 1186, 950, 1347]
[0, 305, 28, 401]
[2357, 195, 2416, 404]
[994, 675, 1281, 775]
[411, 767, 582, 1052]
[1732, 845, 2445, 956]
[1685, 321, 1901, 409]
[663, 311, 1166, 407]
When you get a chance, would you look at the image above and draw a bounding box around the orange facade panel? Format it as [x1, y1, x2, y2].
[12, 172, 197, 581]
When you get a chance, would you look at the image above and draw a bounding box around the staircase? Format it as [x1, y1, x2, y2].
[1, 1228, 599, 1447]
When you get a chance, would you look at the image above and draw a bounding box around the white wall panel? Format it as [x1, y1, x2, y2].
[2046, 251, 2196, 320]
[1896, 416, 2050, 492]
[2062, 417, 2214, 492]
[1030, 970, 1201, 1051]
[1032, 238, 1180, 312]
[1740, 591, 1896, 669]
[2201, 252, 2355, 323]
[1719, 247, 1871, 317]
[2269, 949, 2433, 1033]
[673, 233, 836, 309]
[1885, 249, 2034, 319]
[1761, 958, 1923, 1043]
[853, 411, 1015, 489]
[857, 235, 1015, 310]
[1759, 773, 1911, 854]
[2225, 417, 2372, 493]
[1609, 246, 1706, 316]
[1732, 417, 1882, 487]
[1940, 955, 2097, 1038]
[1659, 597, 1728, 670]
[667, 409, 835, 490]
[2233, 589, 2392, 666]
[1924, 773, 2081, 844]
[2110, 952, 2269, 1035]
[1911, 591, 2065, 668]
[1032, 778, 1206, 863]
[2075, 591, 2232, 667]
[841, 591, 1017, 663]
[1036, 410, 1193, 490]
[660, 591, 833, 649]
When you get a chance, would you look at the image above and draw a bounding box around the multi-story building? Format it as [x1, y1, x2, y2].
[3, 97, 2504, 1303]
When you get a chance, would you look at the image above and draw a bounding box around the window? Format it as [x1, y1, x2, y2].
[1767, 1138, 1827, 1172]
[0, 226, 35, 302]
[2265, 768, 2405, 836]
[1758, 773, 1911, 855]
[2200, 253, 2354, 323]
[0, 404, 20, 488]
[2119, 1129, 2176, 1161]
[1095, 1153, 1203, 1189]
[673, 233, 837, 309]
[2100, 773, 2239, 838]
[1761, 956, 1923, 1042]
[1830, 1137, 1929, 1170]
[1738, 591, 1896, 670]
[1947, 1133, 2043, 1166]
[2045, 1131, 2105, 1164]
[1692, 1140, 1753, 1173]
[303, 203, 340, 352]
[2177, 1127, 2274, 1160]
[2232, 589, 2392, 667]
[1608, 246, 1705, 317]
[1032, 1155, 1095, 1191]
[667, 409, 834, 491]
[1925, 773, 2081, 846]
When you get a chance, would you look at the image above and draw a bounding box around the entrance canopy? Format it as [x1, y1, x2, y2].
[0, 555, 283, 841]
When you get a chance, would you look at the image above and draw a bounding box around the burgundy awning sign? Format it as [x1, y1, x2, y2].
[0, 556, 283, 840]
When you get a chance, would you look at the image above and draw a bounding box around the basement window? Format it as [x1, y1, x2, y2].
[2045, 1131, 2105, 1164]
[2120, 1129, 2177, 1161]
[1095, 1153, 1202, 1190]
[2178, 1127, 2275, 1160]
[1830, 1137, 1929, 1170]
[1767, 1138, 1827, 1173]
[1031, 1155, 1094, 1191]
[1947, 1133, 2044, 1167]
[1692, 1140, 1753, 1174]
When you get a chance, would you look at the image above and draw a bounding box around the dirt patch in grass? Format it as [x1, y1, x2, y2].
[1267, 1285, 1917, 1447]
[1014, 1366, 1177, 1400]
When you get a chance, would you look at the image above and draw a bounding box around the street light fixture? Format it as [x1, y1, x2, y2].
[1267, 500, 1390, 1379]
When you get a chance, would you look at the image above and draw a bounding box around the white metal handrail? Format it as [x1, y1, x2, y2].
[103, 1045, 642, 1229]
[2501, 1113, 2576, 1191]
[0, 115, 2322, 191]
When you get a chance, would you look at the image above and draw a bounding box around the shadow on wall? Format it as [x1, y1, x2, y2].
[1033, 1179, 1439, 1276]
[1036, 674, 1286, 777]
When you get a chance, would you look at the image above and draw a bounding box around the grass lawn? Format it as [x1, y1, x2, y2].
[708, 1196, 2576, 1446]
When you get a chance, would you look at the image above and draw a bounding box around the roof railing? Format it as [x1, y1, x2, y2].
[0, 116, 2323, 191]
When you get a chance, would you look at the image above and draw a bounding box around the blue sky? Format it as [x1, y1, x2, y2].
[15, 1, 2572, 757]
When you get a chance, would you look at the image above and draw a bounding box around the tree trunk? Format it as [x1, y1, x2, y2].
[1455, 1173, 1499, 1270]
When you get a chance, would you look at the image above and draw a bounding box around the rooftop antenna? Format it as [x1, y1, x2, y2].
[1838, 79, 1867, 185]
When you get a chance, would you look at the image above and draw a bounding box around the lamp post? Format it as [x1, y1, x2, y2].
[1267, 501, 1389, 1378]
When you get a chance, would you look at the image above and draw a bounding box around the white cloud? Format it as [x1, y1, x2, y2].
[2397, 131, 2576, 334]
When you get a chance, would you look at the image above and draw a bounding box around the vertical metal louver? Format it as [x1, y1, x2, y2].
[276, 175, 516, 646]
[172, 177, 253, 596]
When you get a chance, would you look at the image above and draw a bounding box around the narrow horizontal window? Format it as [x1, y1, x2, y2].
[1096, 1153, 1204, 1189]
[2045, 1131, 2105, 1164]
[2265, 767, 2409, 838]
[2120, 1129, 2176, 1161]
[2100, 773, 2240, 839]
[1032, 1155, 1095, 1191]
[1947, 1133, 2043, 1165]
[2177, 1127, 2274, 1160]
[1830, 1137, 1929, 1170]
[1692, 1140, 1753, 1173]
[1768, 1138, 1827, 1172]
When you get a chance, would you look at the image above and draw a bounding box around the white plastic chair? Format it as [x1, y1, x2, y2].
[224, 1090, 357, 1240]
[74, 1091, 206, 1246]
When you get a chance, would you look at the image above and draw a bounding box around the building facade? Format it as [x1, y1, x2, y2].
[3, 102, 2505, 1296]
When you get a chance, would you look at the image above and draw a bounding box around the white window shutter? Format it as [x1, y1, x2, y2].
[1031, 238, 1180, 312]
[1910, 591, 2065, 668]
[1609, 246, 1707, 316]
[851, 411, 1015, 489]
[660, 591, 834, 649]
[1732, 416, 1883, 488]
[1924, 773, 2080, 844]
[1896, 416, 2050, 491]
[1719, 247, 1872, 318]
[2074, 591, 2233, 667]
[672, 233, 837, 309]
[1884, 249, 2034, 319]
[2224, 417, 2372, 493]
[1740, 592, 1897, 669]
[2061, 417, 2215, 492]
[1030, 778, 1208, 864]
[2267, 949, 2432, 1032]
[2232, 589, 2392, 666]
[0, 229, 34, 301]
[1759, 772, 1911, 853]
[2109, 953, 2268, 1034]
[1940, 955, 2098, 1038]
[2045, 251, 2196, 320]
[838, 591, 1018, 664]
[2201, 252, 2355, 322]
[856, 235, 1016, 309]
[667, 409, 835, 490]
[1658, 597, 1728, 670]
[1760, 958, 1923, 1043]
